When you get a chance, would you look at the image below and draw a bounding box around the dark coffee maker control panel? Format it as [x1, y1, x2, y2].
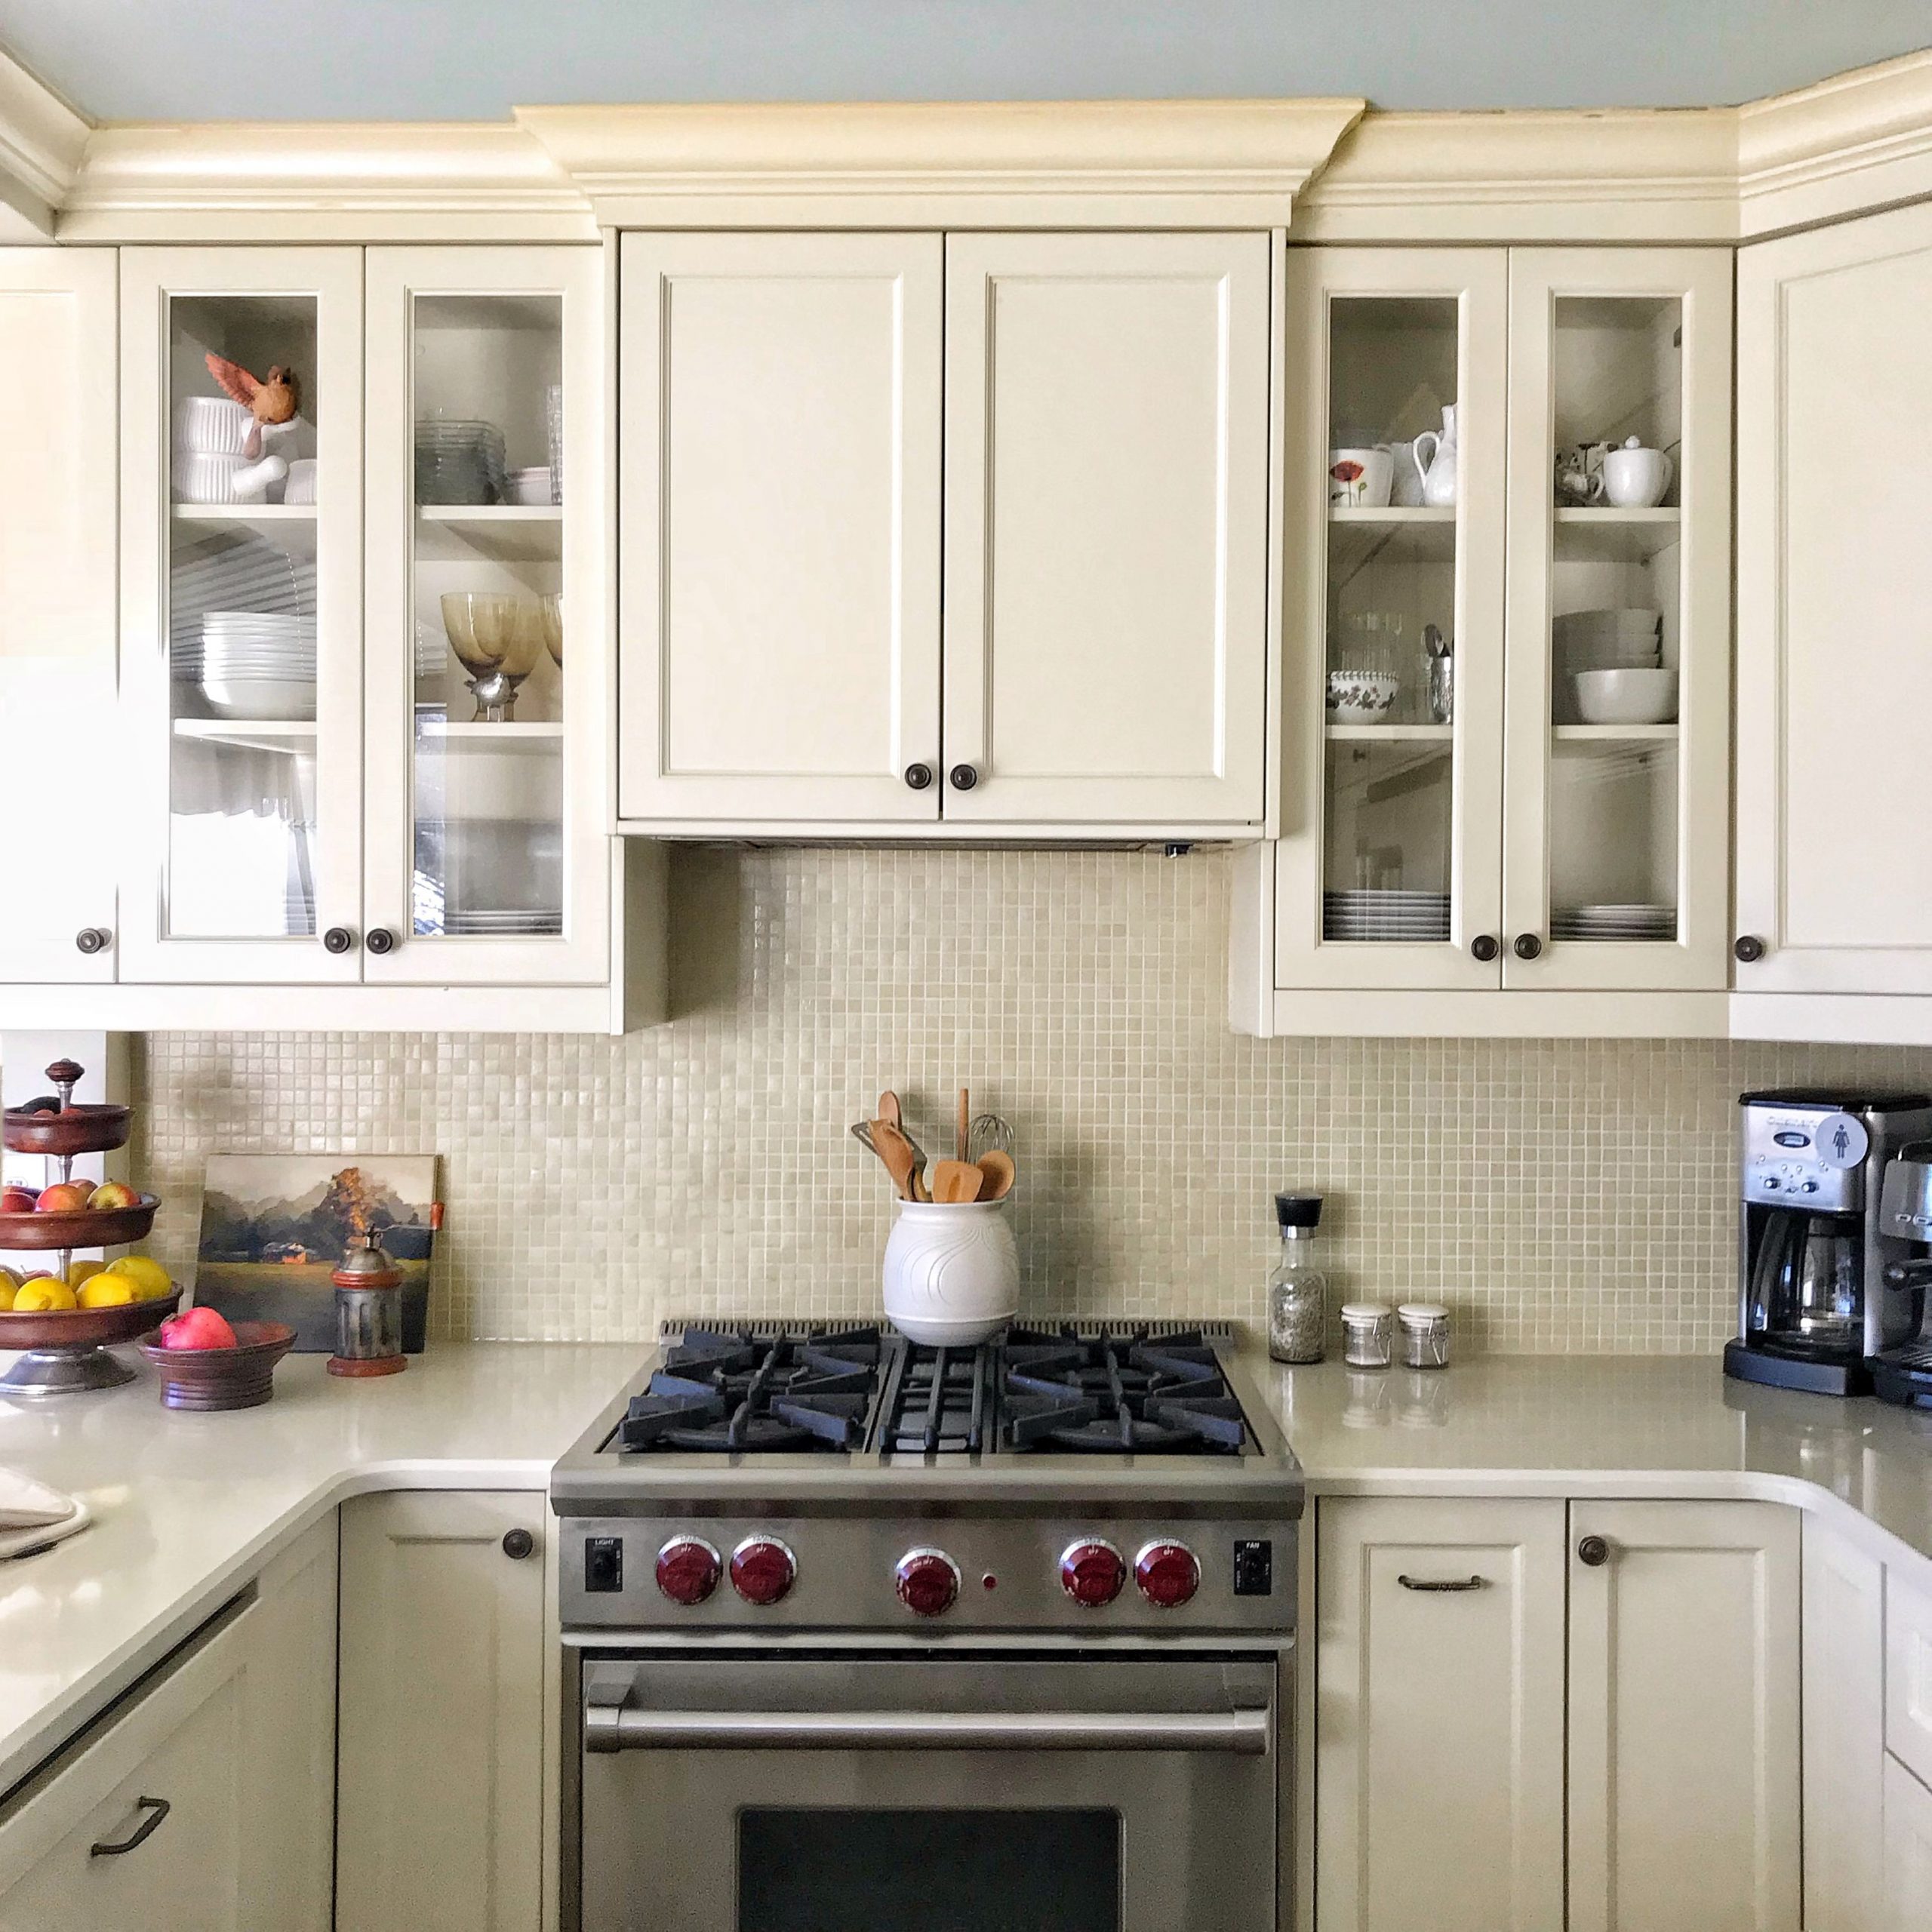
[1741, 1103, 1869, 1213]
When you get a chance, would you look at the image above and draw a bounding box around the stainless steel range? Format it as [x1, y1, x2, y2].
[551, 1318, 1303, 1932]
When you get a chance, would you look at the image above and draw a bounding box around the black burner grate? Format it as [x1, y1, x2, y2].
[618, 1326, 885, 1454]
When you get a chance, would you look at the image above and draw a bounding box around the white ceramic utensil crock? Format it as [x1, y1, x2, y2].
[882, 1198, 1019, 1346]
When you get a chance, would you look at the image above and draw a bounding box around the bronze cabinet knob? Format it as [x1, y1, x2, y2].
[75, 928, 110, 955]
[903, 762, 934, 791]
[1734, 935, 1765, 964]
[949, 763, 980, 792]
[502, 1527, 536, 1561]
[322, 927, 356, 955]
[1512, 933, 1543, 961]
[1577, 1534, 1611, 1567]
[365, 928, 398, 956]
[1469, 934, 1500, 962]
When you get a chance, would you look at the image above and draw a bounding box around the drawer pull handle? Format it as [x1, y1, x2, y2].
[1397, 1574, 1485, 1592]
[91, 1795, 171, 1857]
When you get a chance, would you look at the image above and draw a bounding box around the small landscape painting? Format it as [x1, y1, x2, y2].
[194, 1154, 438, 1353]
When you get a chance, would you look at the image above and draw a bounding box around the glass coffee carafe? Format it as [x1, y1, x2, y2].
[1748, 1210, 1863, 1358]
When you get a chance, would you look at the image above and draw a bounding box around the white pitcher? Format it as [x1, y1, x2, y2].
[881, 1198, 1019, 1346]
[1411, 405, 1459, 509]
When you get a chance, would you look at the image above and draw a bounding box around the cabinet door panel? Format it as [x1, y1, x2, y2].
[1737, 201, 1932, 994]
[617, 232, 942, 824]
[1884, 1562, 1932, 1794]
[943, 231, 1269, 826]
[1316, 1497, 1566, 1932]
[1568, 1500, 1800, 1932]
[1883, 1753, 1932, 1932]
[118, 246, 365, 984]
[1503, 248, 1732, 993]
[0, 250, 119, 983]
[337, 1490, 546, 1932]
[1804, 1522, 1886, 1932]
[363, 245, 610, 984]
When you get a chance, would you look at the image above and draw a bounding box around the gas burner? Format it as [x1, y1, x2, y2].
[997, 1327, 1249, 1457]
[617, 1326, 885, 1454]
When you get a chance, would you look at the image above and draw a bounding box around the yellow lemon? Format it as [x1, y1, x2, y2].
[66, 1259, 109, 1289]
[78, 1274, 137, 1309]
[14, 1277, 77, 1312]
[105, 1255, 173, 1300]
[0, 1281, 14, 1312]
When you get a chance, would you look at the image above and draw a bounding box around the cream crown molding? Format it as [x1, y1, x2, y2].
[514, 97, 1364, 225]
[0, 45, 88, 239]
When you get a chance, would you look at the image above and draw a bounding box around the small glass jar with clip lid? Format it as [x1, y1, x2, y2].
[1340, 1303, 1395, 1370]
[1266, 1193, 1328, 1364]
[1398, 1302, 1451, 1370]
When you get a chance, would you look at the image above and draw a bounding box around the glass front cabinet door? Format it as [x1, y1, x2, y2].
[1271, 245, 1731, 1009]
[362, 246, 608, 986]
[117, 245, 608, 989]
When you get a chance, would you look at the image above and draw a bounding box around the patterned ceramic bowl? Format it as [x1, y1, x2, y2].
[1326, 671, 1401, 723]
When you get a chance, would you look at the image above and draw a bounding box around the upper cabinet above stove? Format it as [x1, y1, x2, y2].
[615, 229, 1275, 839]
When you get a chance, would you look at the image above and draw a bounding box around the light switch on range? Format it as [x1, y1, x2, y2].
[584, 1536, 624, 1594]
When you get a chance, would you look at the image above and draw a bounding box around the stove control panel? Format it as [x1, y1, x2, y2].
[561, 1515, 1296, 1632]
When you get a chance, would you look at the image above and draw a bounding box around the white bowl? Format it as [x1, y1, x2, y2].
[881, 1198, 1019, 1346]
[506, 467, 552, 507]
[200, 676, 317, 721]
[1571, 667, 1678, 726]
[1326, 672, 1399, 724]
[1553, 608, 1661, 645]
[174, 396, 254, 457]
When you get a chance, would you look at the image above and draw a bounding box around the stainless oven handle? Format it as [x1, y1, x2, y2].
[585, 1704, 1270, 1755]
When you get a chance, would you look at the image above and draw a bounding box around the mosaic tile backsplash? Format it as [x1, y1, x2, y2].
[128, 848, 1932, 1353]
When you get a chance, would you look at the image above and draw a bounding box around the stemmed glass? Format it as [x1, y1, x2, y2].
[439, 592, 543, 722]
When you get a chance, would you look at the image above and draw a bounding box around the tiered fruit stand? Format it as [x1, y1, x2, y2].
[0, 1060, 180, 1395]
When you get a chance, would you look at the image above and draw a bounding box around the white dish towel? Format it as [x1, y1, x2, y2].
[0, 1468, 91, 1561]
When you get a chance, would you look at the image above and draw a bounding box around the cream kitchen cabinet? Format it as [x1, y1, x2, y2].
[1735, 198, 1932, 1036]
[1882, 1753, 1932, 1932]
[1316, 1496, 1800, 1932]
[336, 1489, 548, 1932]
[1568, 1500, 1801, 1932]
[0, 1515, 336, 1932]
[1315, 1497, 1567, 1932]
[0, 248, 122, 986]
[616, 228, 1273, 838]
[1232, 244, 1733, 1038]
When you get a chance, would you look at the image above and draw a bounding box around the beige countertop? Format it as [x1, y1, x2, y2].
[1257, 1351, 1932, 1570]
[0, 1342, 641, 1799]
[3, 1338, 1930, 1812]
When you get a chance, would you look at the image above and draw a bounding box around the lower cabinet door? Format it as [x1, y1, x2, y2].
[1803, 1523, 1887, 1932]
[1882, 1752, 1932, 1932]
[0, 1605, 250, 1931]
[1567, 1500, 1801, 1932]
[336, 1490, 548, 1932]
[1315, 1497, 1567, 1932]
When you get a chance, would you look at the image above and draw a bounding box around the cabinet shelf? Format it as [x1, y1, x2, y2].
[1328, 506, 1457, 586]
[1552, 506, 1681, 563]
[172, 503, 318, 558]
[174, 717, 317, 755]
[1327, 724, 1454, 743]
[418, 719, 564, 752]
[415, 506, 561, 563]
[1552, 724, 1678, 743]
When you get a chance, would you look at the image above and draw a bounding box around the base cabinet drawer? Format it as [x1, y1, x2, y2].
[0, 1606, 251, 1931]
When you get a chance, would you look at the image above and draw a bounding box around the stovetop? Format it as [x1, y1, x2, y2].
[550, 1319, 1303, 1518]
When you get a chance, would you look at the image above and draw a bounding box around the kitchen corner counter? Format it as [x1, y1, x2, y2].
[1258, 1352, 1932, 1571]
[0, 1342, 639, 1800]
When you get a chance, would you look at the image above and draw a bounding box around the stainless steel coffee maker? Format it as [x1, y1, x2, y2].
[1724, 1089, 1932, 1397]
[1875, 1143, 1932, 1408]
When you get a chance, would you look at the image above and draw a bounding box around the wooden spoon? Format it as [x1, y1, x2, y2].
[975, 1149, 1016, 1201]
[956, 1086, 970, 1164]
[871, 1121, 921, 1202]
[931, 1158, 983, 1204]
[878, 1091, 905, 1133]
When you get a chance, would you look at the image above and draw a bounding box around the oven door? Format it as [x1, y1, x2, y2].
[577, 1651, 1281, 1931]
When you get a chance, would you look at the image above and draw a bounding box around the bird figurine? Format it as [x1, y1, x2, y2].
[204, 353, 300, 459]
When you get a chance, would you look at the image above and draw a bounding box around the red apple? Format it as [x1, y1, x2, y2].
[88, 1180, 140, 1211]
[35, 1181, 92, 1213]
[158, 1307, 238, 1352]
[0, 1185, 36, 1214]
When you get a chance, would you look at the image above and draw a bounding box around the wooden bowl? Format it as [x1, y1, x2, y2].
[0, 1193, 160, 1251]
[0, 1286, 181, 1350]
[139, 1320, 297, 1411]
[3, 1100, 132, 1158]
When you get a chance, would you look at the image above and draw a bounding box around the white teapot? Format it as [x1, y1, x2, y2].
[1411, 405, 1459, 509]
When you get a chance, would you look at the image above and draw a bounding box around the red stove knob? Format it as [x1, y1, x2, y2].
[1134, 1540, 1201, 1608]
[654, 1535, 721, 1605]
[895, 1547, 961, 1617]
[1060, 1538, 1127, 1607]
[729, 1536, 797, 1606]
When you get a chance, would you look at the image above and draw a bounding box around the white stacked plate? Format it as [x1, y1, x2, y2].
[1554, 610, 1660, 719]
[190, 611, 318, 720]
[440, 909, 561, 937]
[1324, 889, 1451, 943]
[1551, 903, 1676, 943]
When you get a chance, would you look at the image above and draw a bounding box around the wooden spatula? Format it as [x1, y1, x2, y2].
[974, 1150, 1015, 1201]
[956, 1086, 970, 1164]
[930, 1159, 983, 1204]
[872, 1121, 921, 1201]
